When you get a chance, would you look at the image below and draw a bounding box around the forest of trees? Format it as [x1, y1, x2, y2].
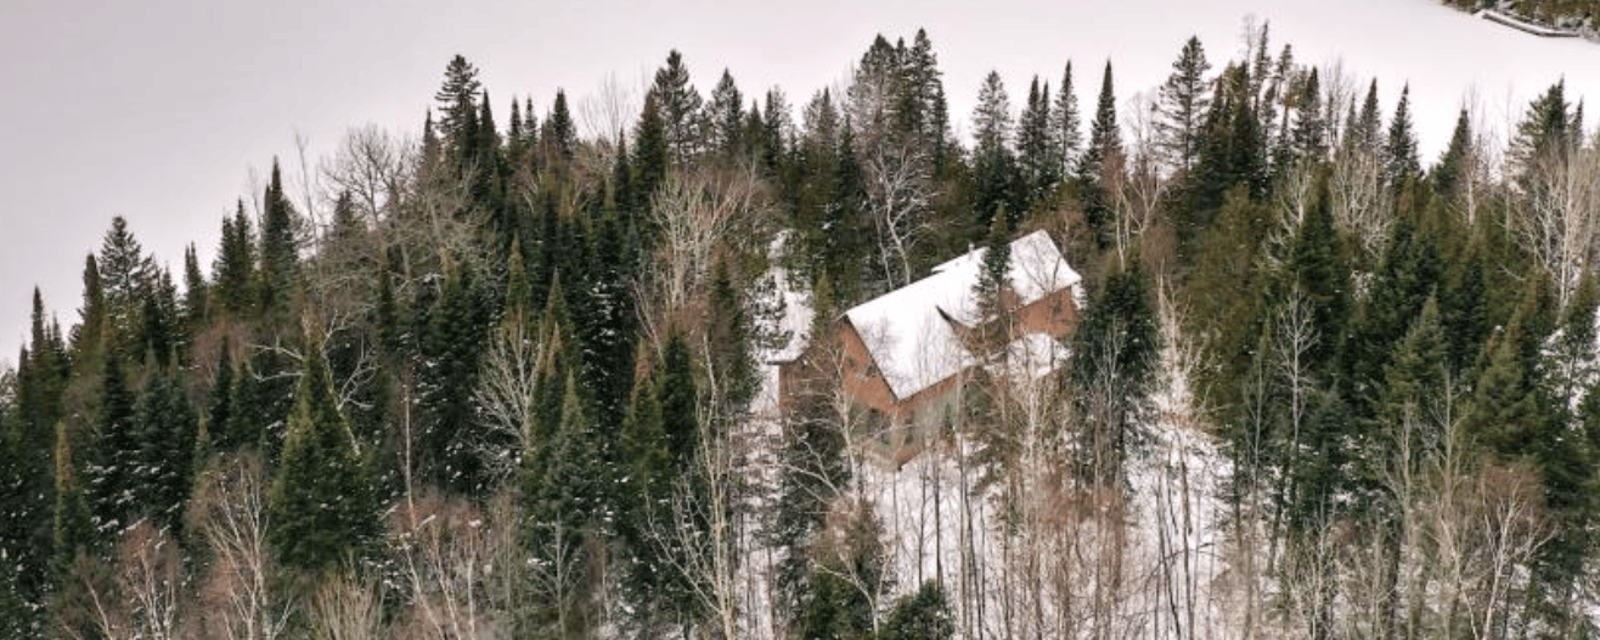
[4, 22, 1600, 640]
[1445, 0, 1600, 28]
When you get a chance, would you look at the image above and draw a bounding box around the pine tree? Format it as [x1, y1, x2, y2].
[972, 70, 1020, 231]
[1384, 84, 1420, 185]
[259, 160, 298, 314]
[707, 69, 745, 158]
[545, 89, 577, 164]
[1053, 61, 1083, 178]
[1350, 80, 1383, 152]
[1156, 36, 1213, 173]
[973, 208, 1014, 327]
[434, 54, 483, 157]
[880, 582, 957, 640]
[208, 340, 235, 450]
[1016, 76, 1060, 206]
[652, 50, 705, 163]
[1290, 68, 1327, 164]
[133, 367, 197, 535]
[1070, 259, 1158, 485]
[634, 91, 670, 210]
[212, 201, 257, 316]
[268, 342, 376, 574]
[522, 372, 608, 638]
[1434, 108, 1473, 199]
[1510, 80, 1572, 178]
[1078, 61, 1122, 245]
[86, 352, 137, 538]
[182, 243, 208, 334]
[71, 254, 108, 361]
[99, 216, 155, 345]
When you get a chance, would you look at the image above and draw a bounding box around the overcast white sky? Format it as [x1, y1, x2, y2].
[4, 0, 1600, 365]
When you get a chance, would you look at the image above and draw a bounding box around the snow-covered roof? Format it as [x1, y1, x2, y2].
[843, 229, 1081, 399]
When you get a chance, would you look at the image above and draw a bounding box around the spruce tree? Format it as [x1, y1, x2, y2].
[87, 352, 136, 538]
[652, 50, 706, 163]
[1156, 36, 1213, 173]
[1384, 84, 1420, 185]
[1053, 61, 1083, 178]
[133, 367, 197, 535]
[1070, 259, 1158, 485]
[267, 342, 376, 574]
[1017, 76, 1060, 207]
[1434, 108, 1473, 200]
[434, 54, 484, 157]
[1290, 68, 1326, 165]
[707, 69, 745, 158]
[258, 160, 298, 315]
[972, 70, 1020, 231]
[1078, 61, 1122, 246]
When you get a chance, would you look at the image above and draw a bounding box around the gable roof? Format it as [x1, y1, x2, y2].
[842, 229, 1081, 399]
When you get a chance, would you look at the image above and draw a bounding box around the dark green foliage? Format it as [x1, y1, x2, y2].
[99, 216, 155, 351]
[1017, 76, 1060, 207]
[1053, 61, 1083, 177]
[1510, 80, 1573, 179]
[1077, 61, 1121, 245]
[972, 71, 1022, 233]
[1156, 36, 1213, 173]
[207, 340, 235, 449]
[259, 160, 298, 314]
[633, 91, 670, 209]
[1290, 68, 1326, 164]
[212, 201, 257, 317]
[1384, 84, 1420, 185]
[132, 367, 197, 535]
[229, 343, 297, 459]
[267, 344, 376, 574]
[435, 54, 484, 160]
[652, 49, 705, 163]
[419, 262, 491, 494]
[880, 581, 957, 640]
[1070, 259, 1159, 485]
[1433, 108, 1473, 199]
[86, 352, 136, 538]
[973, 208, 1013, 326]
[521, 373, 609, 638]
[706, 260, 758, 425]
[182, 243, 208, 333]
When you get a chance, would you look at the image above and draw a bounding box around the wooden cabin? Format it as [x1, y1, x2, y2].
[777, 230, 1083, 468]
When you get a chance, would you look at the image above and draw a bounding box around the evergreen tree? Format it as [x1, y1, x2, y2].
[208, 340, 235, 450]
[1016, 76, 1060, 207]
[522, 373, 608, 638]
[1070, 259, 1158, 485]
[212, 201, 257, 316]
[133, 367, 197, 535]
[1349, 80, 1383, 152]
[1078, 61, 1122, 245]
[86, 352, 136, 538]
[1510, 80, 1572, 178]
[419, 262, 491, 494]
[434, 54, 484, 158]
[71, 253, 108, 361]
[1383, 84, 1420, 185]
[634, 91, 670, 210]
[972, 70, 1020, 231]
[1434, 108, 1473, 200]
[98, 215, 155, 345]
[259, 160, 298, 314]
[1053, 61, 1083, 178]
[879, 582, 957, 640]
[1156, 35, 1213, 173]
[972, 208, 1014, 326]
[652, 49, 706, 163]
[707, 69, 745, 158]
[267, 342, 376, 574]
[544, 89, 577, 164]
[1290, 68, 1326, 164]
[52, 420, 91, 573]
